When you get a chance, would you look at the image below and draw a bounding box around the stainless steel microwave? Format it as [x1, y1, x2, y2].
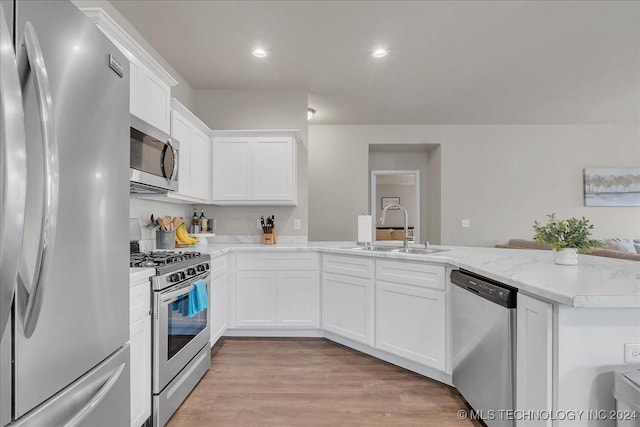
[129, 115, 178, 193]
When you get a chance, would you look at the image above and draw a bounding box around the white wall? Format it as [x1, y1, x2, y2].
[194, 89, 309, 237]
[309, 125, 640, 246]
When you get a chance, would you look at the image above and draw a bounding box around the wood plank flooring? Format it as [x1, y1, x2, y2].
[166, 338, 480, 426]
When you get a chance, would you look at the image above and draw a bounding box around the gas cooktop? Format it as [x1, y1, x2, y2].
[130, 251, 204, 268]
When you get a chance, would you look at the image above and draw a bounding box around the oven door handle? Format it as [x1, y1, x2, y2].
[160, 284, 195, 303]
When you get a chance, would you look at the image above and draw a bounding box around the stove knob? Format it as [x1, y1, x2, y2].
[169, 273, 180, 283]
[179, 272, 186, 281]
[205, 264, 210, 270]
[187, 268, 196, 276]
[197, 265, 205, 272]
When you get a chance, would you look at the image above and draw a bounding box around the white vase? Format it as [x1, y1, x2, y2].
[553, 248, 578, 265]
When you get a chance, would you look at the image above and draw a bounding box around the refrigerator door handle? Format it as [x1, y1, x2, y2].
[15, 21, 59, 338]
[62, 362, 126, 427]
[0, 3, 27, 336]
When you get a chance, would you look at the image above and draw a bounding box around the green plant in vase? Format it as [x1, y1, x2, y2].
[532, 213, 604, 265]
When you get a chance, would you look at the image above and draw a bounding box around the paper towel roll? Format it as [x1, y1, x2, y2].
[357, 215, 372, 243]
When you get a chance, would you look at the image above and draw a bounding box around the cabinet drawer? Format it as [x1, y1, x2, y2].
[130, 281, 151, 324]
[236, 252, 319, 271]
[376, 260, 445, 290]
[323, 255, 374, 279]
[210, 255, 228, 277]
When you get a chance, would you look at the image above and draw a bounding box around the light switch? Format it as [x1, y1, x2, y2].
[257, 218, 262, 230]
[461, 219, 471, 228]
[294, 219, 301, 230]
[212, 219, 217, 230]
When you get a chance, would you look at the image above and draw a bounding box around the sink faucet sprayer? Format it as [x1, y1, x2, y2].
[380, 203, 411, 248]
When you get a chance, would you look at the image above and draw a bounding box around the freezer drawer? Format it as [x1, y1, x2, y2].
[10, 345, 130, 427]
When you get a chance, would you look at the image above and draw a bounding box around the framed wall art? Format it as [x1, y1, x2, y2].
[381, 197, 400, 210]
[584, 168, 640, 206]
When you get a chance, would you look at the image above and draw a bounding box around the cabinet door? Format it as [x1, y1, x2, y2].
[141, 68, 171, 134]
[236, 271, 277, 327]
[252, 137, 295, 201]
[212, 138, 252, 201]
[171, 111, 192, 197]
[130, 316, 151, 427]
[322, 273, 374, 346]
[190, 128, 211, 200]
[211, 273, 228, 345]
[376, 281, 445, 370]
[129, 57, 143, 121]
[130, 58, 170, 135]
[277, 271, 319, 327]
[516, 294, 552, 427]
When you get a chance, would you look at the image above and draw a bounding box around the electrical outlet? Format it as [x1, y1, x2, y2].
[293, 219, 301, 230]
[256, 218, 261, 230]
[212, 219, 217, 230]
[625, 343, 640, 363]
[461, 219, 471, 228]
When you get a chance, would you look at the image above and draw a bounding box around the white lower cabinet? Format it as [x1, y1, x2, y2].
[129, 279, 151, 427]
[277, 271, 319, 327]
[234, 253, 320, 328]
[236, 271, 278, 327]
[516, 293, 553, 427]
[374, 260, 446, 370]
[129, 316, 151, 427]
[235, 270, 320, 327]
[322, 273, 375, 346]
[375, 281, 445, 370]
[210, 272, 228, 345]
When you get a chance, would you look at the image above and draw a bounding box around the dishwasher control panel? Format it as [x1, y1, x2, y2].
[450, 269, 517, 308]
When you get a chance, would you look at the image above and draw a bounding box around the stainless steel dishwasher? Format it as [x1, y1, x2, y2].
[451, 269, 517, 427]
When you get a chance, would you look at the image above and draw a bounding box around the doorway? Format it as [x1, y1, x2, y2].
[370, 170, 420, 243]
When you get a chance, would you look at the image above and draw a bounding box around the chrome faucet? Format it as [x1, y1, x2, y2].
[380, 203, 411, 248]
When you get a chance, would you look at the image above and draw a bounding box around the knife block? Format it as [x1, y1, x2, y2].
[262, 228, 276, 245]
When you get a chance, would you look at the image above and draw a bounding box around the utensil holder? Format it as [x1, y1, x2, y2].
[262, 228, 276, 245]
[156, 230, 175, 250]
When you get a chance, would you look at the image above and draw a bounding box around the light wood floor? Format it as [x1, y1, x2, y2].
[166, 338, 480, 426]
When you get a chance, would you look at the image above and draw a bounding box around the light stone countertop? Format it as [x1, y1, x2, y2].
[194, 242, 640, 308]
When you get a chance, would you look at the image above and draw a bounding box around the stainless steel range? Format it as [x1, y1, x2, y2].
[131, 251, 211, 427]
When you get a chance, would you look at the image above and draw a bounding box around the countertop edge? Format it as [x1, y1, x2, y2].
[134, 244, 640, 308]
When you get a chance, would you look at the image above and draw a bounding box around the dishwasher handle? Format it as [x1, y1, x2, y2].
[451, 269, 517, 308]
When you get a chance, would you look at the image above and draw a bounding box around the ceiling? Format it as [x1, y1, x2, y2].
[111, 0, 640, 125]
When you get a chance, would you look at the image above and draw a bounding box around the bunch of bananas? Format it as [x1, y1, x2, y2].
[175, 224, 199, 245]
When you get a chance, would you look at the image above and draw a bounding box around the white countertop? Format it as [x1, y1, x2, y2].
[194, 242, 640, 308]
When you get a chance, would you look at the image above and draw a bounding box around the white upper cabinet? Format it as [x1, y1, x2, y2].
[170, 99, 211, 201]
[130, 56, 171, 134]
[211, 138, 252, 201]
[211, 131, 298, 206]
[81, 8, 177, 135]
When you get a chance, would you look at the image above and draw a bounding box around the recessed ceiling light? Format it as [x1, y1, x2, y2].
[252, 48, 267, 58]
[307, 108, 316, 120]
[371, 48, 388, 58]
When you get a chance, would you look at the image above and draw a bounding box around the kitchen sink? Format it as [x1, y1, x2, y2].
[392, 247, 449, 255]
[350, 246, 449, 255]
[350, 245, 401, 252]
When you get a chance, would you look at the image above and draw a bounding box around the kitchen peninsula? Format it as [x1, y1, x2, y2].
[130, 241, 639, 426]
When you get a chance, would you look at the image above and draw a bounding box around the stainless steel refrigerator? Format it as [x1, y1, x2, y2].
[0, 0, 130, 425]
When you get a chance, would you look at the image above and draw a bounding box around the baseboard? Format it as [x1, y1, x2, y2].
[223, 328, 324, 338]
